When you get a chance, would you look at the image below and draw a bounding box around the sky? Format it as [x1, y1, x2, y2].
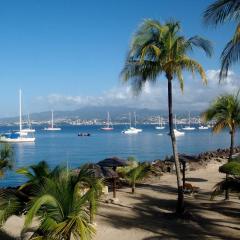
[0, 0, 238, 117]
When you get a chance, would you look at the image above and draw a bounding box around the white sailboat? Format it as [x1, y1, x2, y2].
[0, 89, 35, 143]
[173, 115, 185, 137]
[21, 113, 36, 133]
[132, 112, 142, 132]
[122, 113, 139, 134]
[155, 116, 165, 130]
[101, 112, 114, 131]
[44, 110, 61, 131]
[182, 112, 195, 131]
[198, 118, 209, 130]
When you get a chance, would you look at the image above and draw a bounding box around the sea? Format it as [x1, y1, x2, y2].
[0, 124, 239, 187]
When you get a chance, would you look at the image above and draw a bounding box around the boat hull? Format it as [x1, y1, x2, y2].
[101, 127, 114, 131]
[44, 127, 61, 131]
[0, 137, 35, 142]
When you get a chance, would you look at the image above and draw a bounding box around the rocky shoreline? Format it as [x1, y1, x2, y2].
[152, 146, 240, 173]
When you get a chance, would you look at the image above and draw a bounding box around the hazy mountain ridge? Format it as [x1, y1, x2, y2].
[0, 106, 201, 122]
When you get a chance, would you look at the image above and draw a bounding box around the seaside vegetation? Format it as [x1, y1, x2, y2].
[204, 0, 240, 80]
[121, 19, 212, 214]
[202, 92, 240, 199]
[0, 162, 103, 240]
[117, 157, 153, 194]
[0, 143, 14, 178]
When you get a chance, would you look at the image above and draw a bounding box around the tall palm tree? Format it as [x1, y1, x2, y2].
[121, 19, 212, 214]
[202, 92, 240, 199]
[0, 143, 14, 178]
[204, 0, 240, 80]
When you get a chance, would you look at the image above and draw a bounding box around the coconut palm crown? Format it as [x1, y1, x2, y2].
[202, 92, 240, 160]
[121, 19, 212, 214]
[204, 0, 240, 80]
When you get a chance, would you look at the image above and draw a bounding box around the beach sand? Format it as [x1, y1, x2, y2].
[2, 161, 240, 240]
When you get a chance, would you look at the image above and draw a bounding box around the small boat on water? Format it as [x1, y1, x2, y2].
[173, 115, 185, 137]
[155, 116, 165, 130]
[182, 112, 195, 131]
[0, 89, 35, 143]
[21, 113, 36, 133]
[198, 118, 209, 130]
[122, 113, 140, 134]
[44, 110, 61, 131]
[78, 133, 91, 137]
[101, 112, 114, 131]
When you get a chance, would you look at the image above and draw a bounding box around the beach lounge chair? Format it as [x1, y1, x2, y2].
[183, 183, 200, 194]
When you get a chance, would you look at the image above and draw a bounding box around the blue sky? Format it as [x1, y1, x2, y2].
[0, 0, 237, 116]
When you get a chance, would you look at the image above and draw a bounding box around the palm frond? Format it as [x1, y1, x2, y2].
[203, 0, 240, 25]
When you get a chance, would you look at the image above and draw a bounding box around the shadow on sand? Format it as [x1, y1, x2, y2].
[99, 183, 240, 240]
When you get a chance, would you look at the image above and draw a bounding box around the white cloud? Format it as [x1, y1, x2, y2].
[34, 69, 240, 112]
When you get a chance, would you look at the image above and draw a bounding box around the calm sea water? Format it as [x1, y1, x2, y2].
[0, 124, 239, 187]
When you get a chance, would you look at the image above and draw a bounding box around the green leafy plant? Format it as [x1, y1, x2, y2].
[0, 143, 14, 178]
[126, 163, 152, 194]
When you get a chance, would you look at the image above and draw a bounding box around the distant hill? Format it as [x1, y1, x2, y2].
[0, 106, 201, 122]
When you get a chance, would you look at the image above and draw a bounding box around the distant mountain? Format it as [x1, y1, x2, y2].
[0, 106, 201, 122]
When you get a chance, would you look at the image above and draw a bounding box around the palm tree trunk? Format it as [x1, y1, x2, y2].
[167, 74, 184, 214]
[225, 130, 235, 200]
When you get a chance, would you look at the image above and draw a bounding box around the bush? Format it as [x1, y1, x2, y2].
[219, 161, 240, 176]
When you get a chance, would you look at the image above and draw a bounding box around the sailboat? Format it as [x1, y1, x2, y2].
[0, 89, 35, 142]
[44, 110, 61, 131]
[155, 116, 165, 130]
[21, 113, 36, 133]
[122, 113, 139, 134]
[132, 112, 142, 132]
[198, 118, 209, 130]
[101, 112, 114, 131]
[173, 115, 185, 137]
[182, 112, 195, 131]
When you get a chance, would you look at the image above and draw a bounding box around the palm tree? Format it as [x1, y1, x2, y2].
[204, 0, 240, 80]
[202, 92, 240, 199]
[0, 143, 14, 178]
[121, 19, 212, 214]
[126, 163, 151, 194]
[22, 167, 101, 240]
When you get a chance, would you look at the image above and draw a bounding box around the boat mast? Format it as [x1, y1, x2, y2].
[19, 89, 22, 131]
[51, 110, 54, 128]
[188, 111, 191, 127]
[107, 112, 110, 128]
[134, 112, 137, 127]
[129, 112, 131, 128]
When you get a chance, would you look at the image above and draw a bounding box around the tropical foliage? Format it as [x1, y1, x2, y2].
[121, 19, 212, 214]
[0, 143, 14, 178]
[204, 0, 240, 80]
[202, 92, 240, 160]
[0, 164, 103, 240]
[219, 161, 240, 176]
[126, 163, 152, 194]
